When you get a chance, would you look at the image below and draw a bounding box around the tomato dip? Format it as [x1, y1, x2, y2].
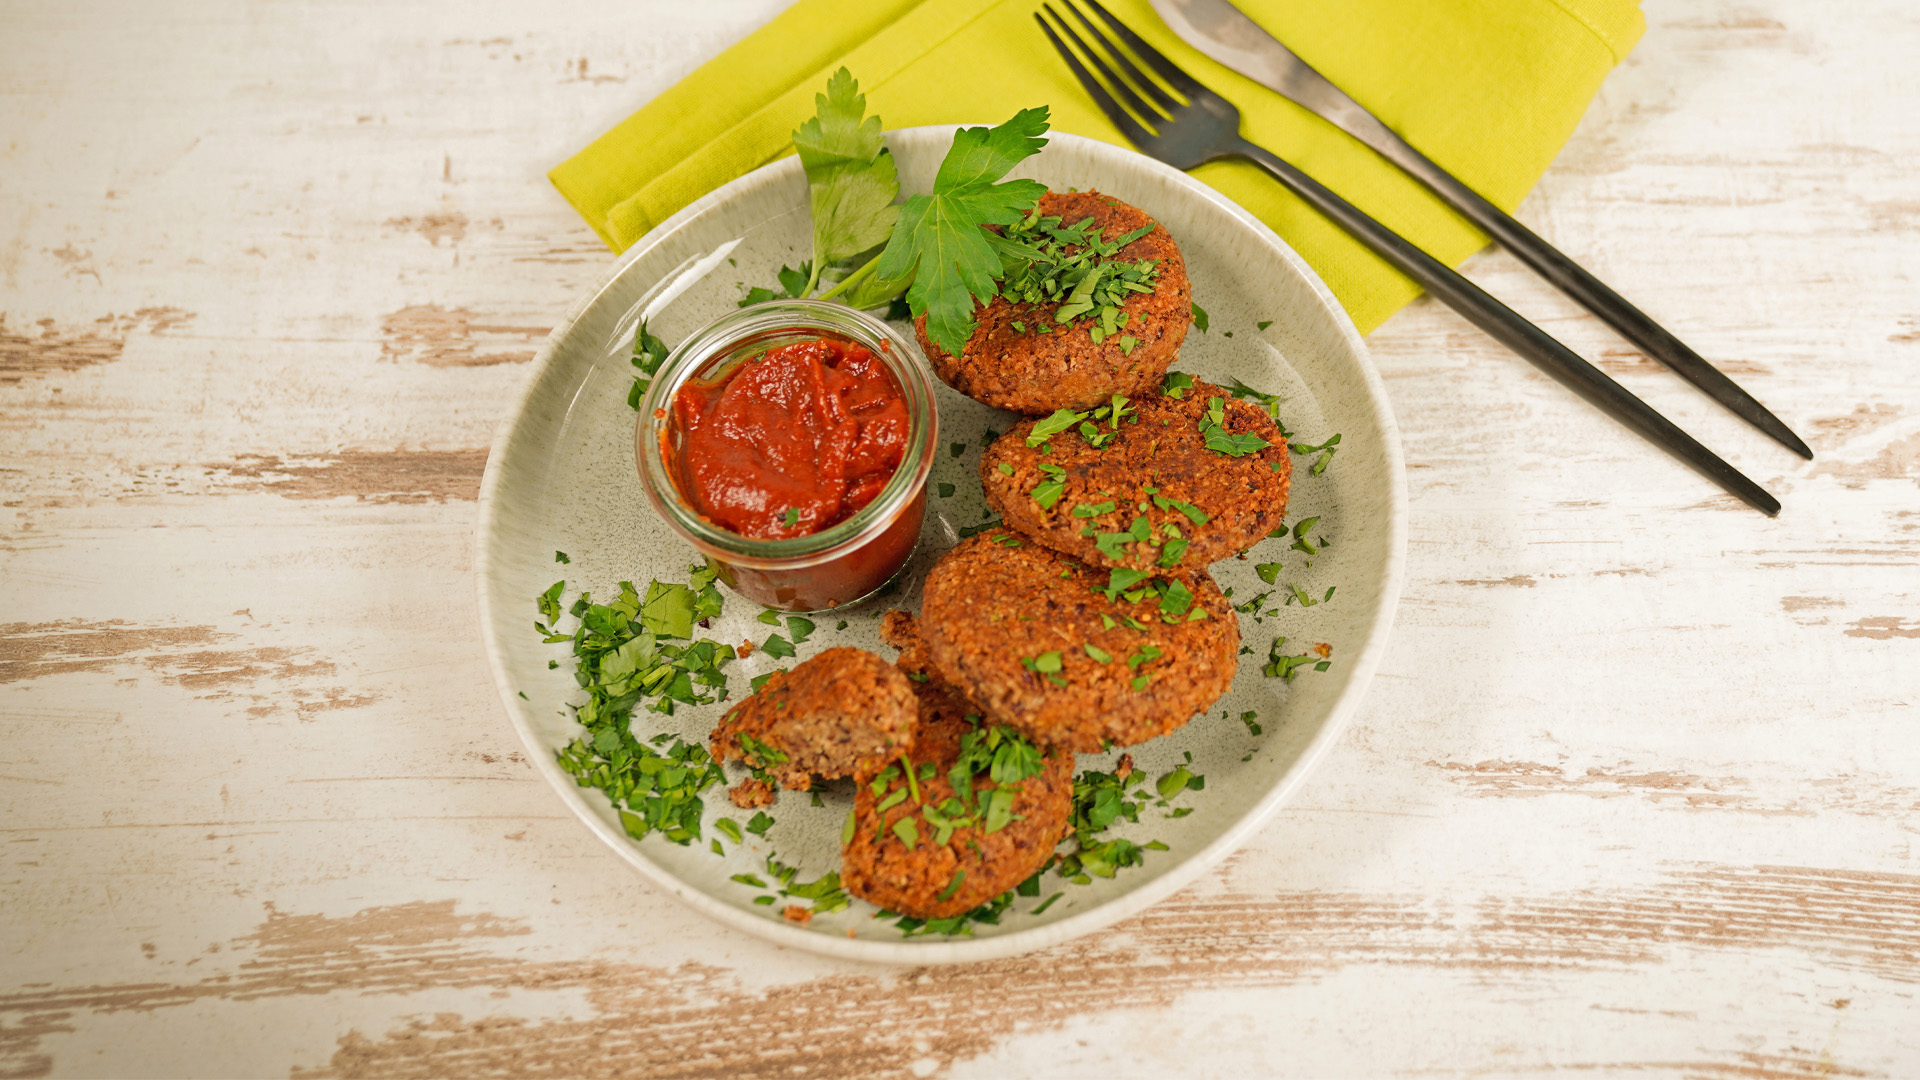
[669, 337, 910, 541]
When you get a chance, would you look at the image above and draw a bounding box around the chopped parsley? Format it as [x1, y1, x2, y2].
[1291, 516, 1322, 559]
[998, 209, 1163, 339]
[1093, 516, 1154, 561]
[1262, 637, 1320, 681]
[1027, 407, 1087, 446]
[1102, 567, 1152, 599]
[1157, 580, 1195, 618]
[1151, 494, 1210, 525]
[626, 322, 671, 410]
[1030, 461, 1068, 509]
[542, 568, 736, 845]
[1157, 537, 1189, 568]
[1291, 433, 1341, 475]
[1197, 394, 1269, 457]
[738, 262, 812, 308]
[1056, 764, 1154, 883]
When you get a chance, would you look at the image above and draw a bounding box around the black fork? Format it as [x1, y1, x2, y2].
[1037, 0, 1781, 517]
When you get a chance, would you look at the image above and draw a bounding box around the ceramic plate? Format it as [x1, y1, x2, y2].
[476, 128, 1407, 964]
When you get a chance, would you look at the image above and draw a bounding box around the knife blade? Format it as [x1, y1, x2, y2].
[1149, 0, 1813, 460]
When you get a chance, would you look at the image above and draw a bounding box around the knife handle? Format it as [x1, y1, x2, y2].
[1360, 127, 1812, 459]
[1229, 136, 1780, 516]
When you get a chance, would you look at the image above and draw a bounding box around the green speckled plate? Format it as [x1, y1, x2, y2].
[477, 129, 1406, 964]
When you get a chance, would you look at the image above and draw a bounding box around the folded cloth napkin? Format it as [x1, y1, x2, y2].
[551, 0, 1642, 335]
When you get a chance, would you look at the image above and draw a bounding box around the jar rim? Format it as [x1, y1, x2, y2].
[635, 299, 939, 571]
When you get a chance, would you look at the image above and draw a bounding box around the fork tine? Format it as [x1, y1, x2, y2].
[1077, 0, 1208, 101]
[1040, 5, 1168, 131]
[1059, 0, 1183, 115]
[1036, 7, 1156, 144]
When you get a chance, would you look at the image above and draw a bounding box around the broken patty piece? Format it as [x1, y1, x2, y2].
[709, 647, 916, 794]
[881, 610, 990, 741]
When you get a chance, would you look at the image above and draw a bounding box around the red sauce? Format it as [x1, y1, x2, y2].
[669, 337, 910, 540]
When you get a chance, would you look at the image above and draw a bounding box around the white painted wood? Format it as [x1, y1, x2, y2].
[2, 0, 1916, 1076]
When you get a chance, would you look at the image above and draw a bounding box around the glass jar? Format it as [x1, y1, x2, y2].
[636, 299, 937, 613]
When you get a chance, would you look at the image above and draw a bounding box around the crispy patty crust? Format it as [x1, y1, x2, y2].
[914, 190, 1190, 415]
[917, 531, 1238, 752]
[842, 613, 1074, 919]
[979, 378, 1291, 570]
[708, 647, 915, 793]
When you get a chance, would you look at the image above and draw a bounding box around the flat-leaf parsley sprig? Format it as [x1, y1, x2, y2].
[791, 69, 901, 299]
[871, 108, 1052, 355]
[736, 68, 1072, 356]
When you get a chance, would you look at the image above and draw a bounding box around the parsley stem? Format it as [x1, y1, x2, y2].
[816, 253, 882, 303]
[900, 751, 922, 806]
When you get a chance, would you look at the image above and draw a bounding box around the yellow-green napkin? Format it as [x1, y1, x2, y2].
[551, 0, 1642, 334]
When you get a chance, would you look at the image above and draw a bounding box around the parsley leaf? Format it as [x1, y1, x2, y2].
[542, 574, 736, 846]
[1262, 637, 1320, 681]
[737, 263, 812, 308]
[639, 581, 698, 640]
[1151, 494, 1211, 525]
[1101, 567, 1152, 599]
[792, 68, 901, 293]
[875, 108, 1051, 356]
[1026, 407, 1087, 446]
[1157, 538, 1189, 568]
[627, 322, 670, 410]
[1158, 580, 1195, 618]
[1204, 425, 1269, 457]
[1292, 433, 1341, 475]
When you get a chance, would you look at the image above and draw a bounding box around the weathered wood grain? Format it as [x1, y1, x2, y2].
[2, 0, 1917, 1075]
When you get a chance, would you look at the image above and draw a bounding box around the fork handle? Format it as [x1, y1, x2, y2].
[1230, 137, 1780, 516]
[1363, 129, 1811, 459]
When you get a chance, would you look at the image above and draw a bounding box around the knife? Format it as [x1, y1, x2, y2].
[1149, 0, 1813, 460]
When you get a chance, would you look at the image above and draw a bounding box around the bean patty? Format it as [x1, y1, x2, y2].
[914, 190, 1190, 415]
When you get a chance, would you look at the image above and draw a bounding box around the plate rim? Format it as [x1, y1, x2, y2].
[476, 126, 1409, 965]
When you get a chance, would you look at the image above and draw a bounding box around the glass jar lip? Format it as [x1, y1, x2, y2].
[635, 299, 939, 570]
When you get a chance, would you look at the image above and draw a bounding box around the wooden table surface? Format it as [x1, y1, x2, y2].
[5, 1, 1917, 1076]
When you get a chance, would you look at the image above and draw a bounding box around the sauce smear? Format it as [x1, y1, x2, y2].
[670, 337, 909, 540]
